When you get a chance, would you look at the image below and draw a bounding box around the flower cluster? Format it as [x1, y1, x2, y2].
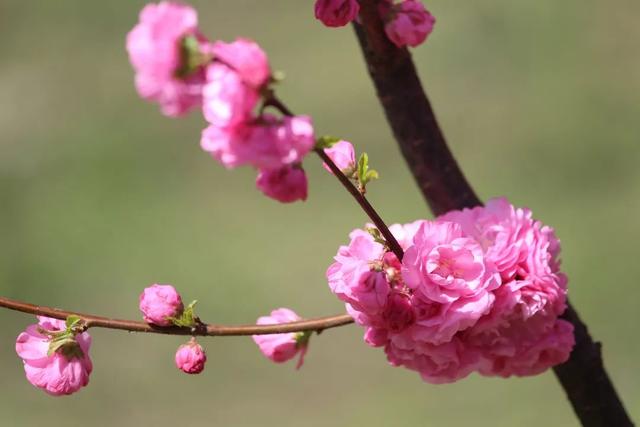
[314, 0, 435, 48]
[127, 1, 313, 203]
[327, 197, 574, 383]
[139, 283, 208, 375]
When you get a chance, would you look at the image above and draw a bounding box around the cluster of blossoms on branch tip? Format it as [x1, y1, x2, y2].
[126, 1, 314, 203]
[327, 198, 575, 383]
[315, 0, 435, 48]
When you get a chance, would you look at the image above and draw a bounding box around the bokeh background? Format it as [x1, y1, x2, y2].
[1, 1, 638, 426]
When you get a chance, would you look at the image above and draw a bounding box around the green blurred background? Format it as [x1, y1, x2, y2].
[1, 1, 638, 426]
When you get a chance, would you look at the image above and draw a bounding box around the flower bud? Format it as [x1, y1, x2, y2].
[322, 140, 356, 175]
[175, 339, 207, 374]
[139, 284, 184, 326]
[256, 166, 308, 203]
[314, 0, 360, 28]
[381, 0, 435, 48]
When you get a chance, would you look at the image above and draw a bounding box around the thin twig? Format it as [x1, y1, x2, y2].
[314, 148, 404, 260]
[263, 94, 405, 261]
[0, 296, 353, 336]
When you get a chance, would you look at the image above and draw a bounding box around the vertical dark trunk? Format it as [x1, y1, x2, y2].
[352, 1, 634, 426]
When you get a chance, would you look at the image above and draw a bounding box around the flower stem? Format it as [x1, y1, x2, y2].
[0, 295, 353, 336]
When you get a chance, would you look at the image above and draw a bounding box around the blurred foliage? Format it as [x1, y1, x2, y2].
[0, 1, 638, 426]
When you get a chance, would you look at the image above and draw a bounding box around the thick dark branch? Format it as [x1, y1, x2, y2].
[353, 2, 481, 215]
[353, 1, 634, 426]
[553, 304, 634, 426]
[0, 296, 354, 336]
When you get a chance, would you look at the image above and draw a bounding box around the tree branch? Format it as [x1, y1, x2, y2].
[353, 2, 481, 215]
[1, 79, 404, 342]
[264, 94, 405, 260]
[314, 147, 404, 260]
[0, 296, 353, 336]
[353, 1, 634, 426]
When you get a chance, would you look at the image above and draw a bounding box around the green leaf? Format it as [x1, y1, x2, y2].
[365, 226, 386, 246]
[357, 152, 369, 184]
[175, 35, 208, 78]
[47, 335, 80, 357]
[169, 300, 199, 328]
[271, 70, 286, 83]
[65, 315, 82, 330]
[365, 169, 379, 182]
[314, 135, 341, 150]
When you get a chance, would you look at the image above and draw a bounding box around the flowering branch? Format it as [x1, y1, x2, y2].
[0, 296, 353, 336]
[315, 147, 404, 260]
[353, 1, 633, 426]
[264, 93, 405, 260]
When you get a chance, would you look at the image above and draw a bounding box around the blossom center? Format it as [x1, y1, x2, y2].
[426, 245, 483, 286]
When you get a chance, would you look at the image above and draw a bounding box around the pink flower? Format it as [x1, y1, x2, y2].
[322, 140, 356, 174]
[15, 317, 93, 396]
[139, 284, 184, 326]
[382, 291, 416, 332]
[328, 199, 573, 383]
[211, 38, 271, 89]
[126, 2, 208, 117]
[402, 221, 500, 304]
[386, 336, 480, 384]
[314, 0, 360, 28]
[440, 198, 568, 330]
[201, 114, 315, 170]
[200, 122, 250, 169]
[202, 63, 258, 127]
[250, 115, 315, 170]
[327, 229, 387, 314]
[256, 166, 308, 203]
[252, 308, 309, 369]
[389, 220, 429, 250]
[175, 339, 207, 374]
[440, 198, 572, 377]
[475, 319, 575, 377]
[381, 0, 435, 48]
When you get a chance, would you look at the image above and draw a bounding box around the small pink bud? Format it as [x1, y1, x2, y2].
[175, 339, 207, 374]
[314, 0, 360, 28]
[139, 284, 184, 326]
[252, 308, 310, 369]
[322, 140, 356, 174]
[382, 0, 435, 48]
[256, 166, 308, 203]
